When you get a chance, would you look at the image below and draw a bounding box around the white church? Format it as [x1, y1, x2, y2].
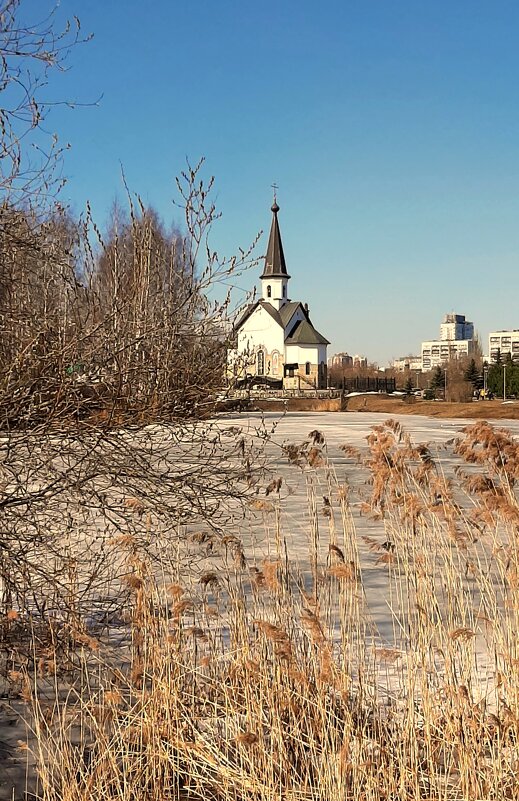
[228, 199, 330, 390]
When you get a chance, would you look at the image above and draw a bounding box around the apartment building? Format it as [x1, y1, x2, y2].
[328, 352, 353, 369]
[328, 353, 368, 369]
[391, 355, 423, 372]
[421, 339, 475, 371]
[440, 313, 474, 342]
[352, 355, 368, 368]
[488, 330, 519, 363]
[421, 313, 476, 371]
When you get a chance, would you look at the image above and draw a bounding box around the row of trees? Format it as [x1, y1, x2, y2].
[401, 361, 474, 402]
[485, 357, 519, 398]
[0, 2, 261, 429]
[401, 356, 519, 401]
[0, 2, 263, 644]
[0, 172, 256, 428]
[432, 357, 519, 399]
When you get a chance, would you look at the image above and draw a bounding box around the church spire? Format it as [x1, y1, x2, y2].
[260, 198, 291, 279]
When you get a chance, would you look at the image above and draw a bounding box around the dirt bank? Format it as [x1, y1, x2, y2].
[344, 395, 519, 419]
[250, 398, 343, 412]
[218, 394, 519, 419]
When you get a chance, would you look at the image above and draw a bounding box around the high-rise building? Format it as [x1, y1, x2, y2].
[440, 314, 474, 342]
[421, 313, 476, 371]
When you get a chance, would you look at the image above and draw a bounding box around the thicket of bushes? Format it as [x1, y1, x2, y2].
[0, 1, 260, 431]
[0, 172, 255, 428]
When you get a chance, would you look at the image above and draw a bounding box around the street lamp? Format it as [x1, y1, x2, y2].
[483, 365, 488, 396]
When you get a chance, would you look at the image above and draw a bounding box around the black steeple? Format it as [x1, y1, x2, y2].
[260, 200, 291, 279]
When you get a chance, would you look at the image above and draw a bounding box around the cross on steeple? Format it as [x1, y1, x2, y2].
[271, 182, 278, 204]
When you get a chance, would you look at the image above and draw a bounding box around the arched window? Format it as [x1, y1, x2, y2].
[272, 351, 279, 375]
[257, 350, 265, 375]
[305, 361, 311, 375]
[267, 285, 272, 298]
[282, 285, 286, 297]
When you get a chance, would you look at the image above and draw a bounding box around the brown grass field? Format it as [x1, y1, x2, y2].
[345, 395, 519, 419]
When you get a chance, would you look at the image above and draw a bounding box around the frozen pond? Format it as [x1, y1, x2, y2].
[2, 410, 517, 800]
[216, 411, 519, 661]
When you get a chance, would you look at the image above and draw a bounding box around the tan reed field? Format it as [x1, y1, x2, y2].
[14, 418, 519, 800]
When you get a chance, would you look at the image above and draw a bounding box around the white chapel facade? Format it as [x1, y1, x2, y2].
[228, 200, 330, 390]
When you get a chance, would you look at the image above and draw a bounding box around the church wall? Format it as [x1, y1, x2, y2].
[238, 306, 284, 355]
[285, 344, 325, 364]
[226, 347, 254, 380]
[231, 305, 285, 380]
[262, 277, 288, 309]
[284, 344, 328, 390]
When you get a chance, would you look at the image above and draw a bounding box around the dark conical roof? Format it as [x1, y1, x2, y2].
[260, 201, 291, 279]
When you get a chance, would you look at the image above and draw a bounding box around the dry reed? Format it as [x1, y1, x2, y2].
[10, 419, 519, 800]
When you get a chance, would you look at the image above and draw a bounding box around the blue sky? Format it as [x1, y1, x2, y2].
[24, 0, 519, 364]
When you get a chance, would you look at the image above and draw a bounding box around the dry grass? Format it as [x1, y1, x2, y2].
[7, 419, 519, 800]
[345, 395, 519, 419]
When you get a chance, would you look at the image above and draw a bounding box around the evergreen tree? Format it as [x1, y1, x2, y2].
[509, 365, 519, 398]
[404, 376, 413, 394]
[430, 365, 445, 391]
[485, 361, 519, 398]
[486, 364, 501, 396]
[463, 358, 480, 389]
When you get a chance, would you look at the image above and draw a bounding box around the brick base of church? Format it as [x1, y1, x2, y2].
[283, 363, 326, 390]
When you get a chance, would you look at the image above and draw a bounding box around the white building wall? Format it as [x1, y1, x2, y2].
[285, 343, 325, 365]
[284, 343, 328, 389]
[392, 356, 423, 371]
[421, 339, 475, 371]
[238, 306, 284, 355]
[488, 330, 519, 363]
[261, 277, 289, 309]
[317, 343, 327, 365]
[440, 322, 462, 341]
[229, 305, 285, 378]
[440, 314, 474, 341]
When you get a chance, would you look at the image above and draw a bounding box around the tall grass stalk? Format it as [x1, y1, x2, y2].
[21, 420, 519, 800]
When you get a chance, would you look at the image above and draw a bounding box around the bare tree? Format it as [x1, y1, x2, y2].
[75, 162, 261, 422]
[0, 9, 268, 796]
[0, 0, 90, 208]
[0, 161, 264, 617]
[0, 1, 91, 425]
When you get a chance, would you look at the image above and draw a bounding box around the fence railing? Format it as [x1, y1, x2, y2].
[222, 388, 342, 400]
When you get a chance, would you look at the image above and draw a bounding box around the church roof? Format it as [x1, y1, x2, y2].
[285, 319, 330, 346]
[233, 299, 282, 330]
[260, 202, 291, 279]
[234, 299, 303, 332]
[234, 300, 329, 348]
[278, 301, 301, 327]
[232, 198, 330, 355]
[233, 302, 255, 330]
[259, 301, 283, 326]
